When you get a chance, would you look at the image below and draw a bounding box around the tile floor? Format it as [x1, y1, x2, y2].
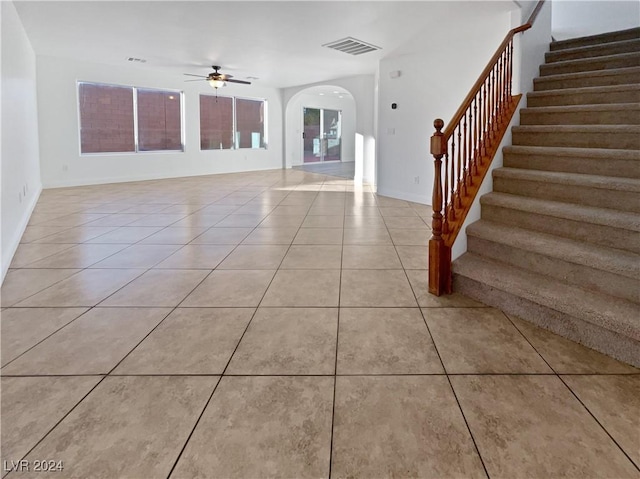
[1, 169, 638, 479]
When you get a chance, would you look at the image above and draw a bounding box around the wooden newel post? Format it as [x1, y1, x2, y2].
[429, 119, 452, 296]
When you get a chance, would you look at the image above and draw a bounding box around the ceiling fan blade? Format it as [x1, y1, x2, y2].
[184, 73, 207, 78]
[226, 79, 252, 85]
[185, 79, 207, 82]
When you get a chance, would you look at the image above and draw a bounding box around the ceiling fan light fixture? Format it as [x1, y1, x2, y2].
[208, 78, 226, 89]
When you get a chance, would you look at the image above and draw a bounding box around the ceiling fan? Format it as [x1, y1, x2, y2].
[184, 65, 251, 89]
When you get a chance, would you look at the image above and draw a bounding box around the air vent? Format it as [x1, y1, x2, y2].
[127, 57, 147, 63]
[323, 37, 381, 56]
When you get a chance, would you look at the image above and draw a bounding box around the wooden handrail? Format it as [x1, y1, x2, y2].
[428, 0, 545, 296]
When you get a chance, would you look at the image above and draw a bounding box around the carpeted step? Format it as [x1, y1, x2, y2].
[492, 167, 640, 212]
[533, 67, 640, 91]
[512, 125, 640, 149]
[480, 192, 640, 253]
[452, 253, 640, 366]
[527, 84, 640, 107]
[533, 66, 640, 91]
[550, 27, 640, 52]
[546, 38, 640, 64]
[540, 51, 640, 77]
[502, 145, 640, 178]
[466, 220, 640, 303]
[519, 103, 640, 126]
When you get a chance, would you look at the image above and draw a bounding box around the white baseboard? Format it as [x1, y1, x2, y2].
[1, 183, 42, 283]
[375, 185, 430, 205]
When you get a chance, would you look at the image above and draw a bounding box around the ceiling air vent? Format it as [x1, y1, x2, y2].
[323, 37, 381, 56]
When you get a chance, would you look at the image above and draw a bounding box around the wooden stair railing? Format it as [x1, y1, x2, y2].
[429, 0, 545, 296]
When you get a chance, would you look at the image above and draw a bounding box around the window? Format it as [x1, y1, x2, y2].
[236, 98, 265, 149]
[137, 89, 183, 151]
[200, 95, 267, 150]
[200, 95, 233, 150]
[78, 82, 183, 154]
[79, 83, 135, 153]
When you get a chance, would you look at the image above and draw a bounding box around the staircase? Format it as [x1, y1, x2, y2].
[452, 27, 640, 367]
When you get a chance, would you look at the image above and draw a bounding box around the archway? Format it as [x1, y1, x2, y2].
[284, 85, 359, 181]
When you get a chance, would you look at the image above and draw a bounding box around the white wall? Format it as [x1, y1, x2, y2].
[36, 55, 284, 188]
[376, 7, 513, 204]
[283, 75, 376, 185]
[284, 89, 357, 168]
[552, 1, 640, 41]
[451, 0, 552, 260]
[1, 1, 42, 281]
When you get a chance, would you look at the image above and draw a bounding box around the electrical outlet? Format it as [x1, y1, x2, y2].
[414, 176, 420, 184]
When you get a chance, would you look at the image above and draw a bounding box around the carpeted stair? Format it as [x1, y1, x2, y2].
[452, 27, 640, 366]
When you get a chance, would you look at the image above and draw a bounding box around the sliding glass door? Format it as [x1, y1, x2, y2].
[303, 107, 342, 163]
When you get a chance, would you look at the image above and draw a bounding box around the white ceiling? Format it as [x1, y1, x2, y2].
[14, 1, 517, 88]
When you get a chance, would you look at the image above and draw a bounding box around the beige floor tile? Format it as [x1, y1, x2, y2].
[257, 214, 306, 228]
[337, 308, 443, 374]
[342, 227, 391, 245]
[154, 244, 235, 269]
[32, 226, 117, 244]
[1, 376, 102, 466]
[1, 308, 88, 367]
[262, 270, 340, 307]
[281, 245, 342, 269]
[84, 226, 163, 243]
[343, 216, 386, 228]
[114, 308, 253, 374]
[301, 215, 344, 228]
[293, 228, 343, 245]
[227, 308, 337, 374]
[189, 227, 253, 244]
[215, 214, 265, 228]
[308, 206, 345, 216]
[340, 270, 417, 307]
[125, 213, 187, 227]
[182, 270, 275, 307]
[83, 213, 148, 227]
[119, 204, 172, 214]
[342, 245, 402, 269]
[37, 213, 109, 227]
[376, 196, 410, 207]
[0, 269, 80, 307]
[90, 244, 182, 268]
[270, 205, 311, 216]
[509, 315, 639, 374]
[218, 245, 289, 269]
[345, 206, 381, 216]
[451, 375, 639, 478]
[172, 376, 333, 479]
[424, 308, 552, 373]
[100, 269, 209, 307]
[388, 228, 430, 245]
[562, 375, 640, 466]
[331, 376, 485, 478]
[383, 216, 428, 229]
[138, 227, 208, 244]
[2, 308, 169, 375]
[170, 214, 226, 228]
[199, 204, 240, 215]
[19, 226, 71, 243]
[9, 243, 74, 268]
[24, 243, 128, 269]
[379, 206, 419, 217]
[242, 227, 299, 244]
[15, 269, 144, 307]
[396, 245, 429, 269]
[16, 376, 217, 479]
[406, 270, 486, 307]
